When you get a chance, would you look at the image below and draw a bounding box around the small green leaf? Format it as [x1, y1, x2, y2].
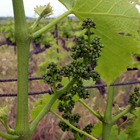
[132, 61, 140, 70]
[83, 78, 95, 86]
[30, 105, 44, 122]
[73, 95, 80, 102]
[30, 94, 60, 121]
[92, 122, 102, 137]
[114, 104, 120, 112]
[109, 125, 118, 140]
[61, 77, 70, 86]
[52, 44, 61, 49]
[0, 106, 8, 123]
[34, 3, 53, 18]
[110, 125, 128, 140]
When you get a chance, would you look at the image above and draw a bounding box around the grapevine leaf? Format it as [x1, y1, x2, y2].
[30, 105, 44, 122]
[132, 61, 140, 69]
[83, 78, 95, 89]
[95, 33, 140, 85]
[0, 106, 8, 124]
[73, 0, 140, 34]
[58, 0, 75, 10]
[110, 125, 128, 140]
[34, 3, 53, 18]
[109, 125, 118, 140]
[125, 108, 140, 139]
[92, 122, 102, 137]
[72, 0, 140, 85]
[30, 94, 60, 121]
[114, 104, 120, 112]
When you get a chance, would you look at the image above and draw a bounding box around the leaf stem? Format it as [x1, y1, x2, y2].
[30, 16, 42, 32]
[130, 111, 140, 118]
[50, 109, 97, 140]
[56, 78, 77, 94]
[112, 105, 134, 124]
[30, 79, 77, 135]
[31, 10, 72, 40]
[104, 86, 114, 122]
[5, 123, 15, 134]
[118, 120, 133, 130]
[0, 131, 19, 140]
[78, 99, 103, 121]
[102, 86, 114, 140]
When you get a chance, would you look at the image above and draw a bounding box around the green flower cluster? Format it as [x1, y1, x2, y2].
[71, 35, 104, 67]
[82, 17, 96, 29]
[43, 60, 100, 86]
[83, 123, 94, 134]
[42, 17, 104, 139]
[71, 19, 104, 68]
[57, 79, 93, 139]
[42, 62, 62, 86]
[128, 87, 140, 107]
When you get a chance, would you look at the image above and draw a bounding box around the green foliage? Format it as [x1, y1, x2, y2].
[34, 3, 53, 18]
[35, 26, 63, 76]
[60, 0, 140, 85]
[37, 44, 63, 76]
[92, 122, 102, 137]
[33, 25, 54, 45]
[59, 18, 75, 38]
[0, 106, 8, 125]
[1, 18, 15, 43]
[30, 94, 60, 121]
[125, 107, 140, 139]
[109, 125, 129, 140]
[109, 107, 140, 140]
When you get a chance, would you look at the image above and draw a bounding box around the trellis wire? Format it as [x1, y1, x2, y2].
[0, 68, 139, 97]
[0, 80, 140, 97]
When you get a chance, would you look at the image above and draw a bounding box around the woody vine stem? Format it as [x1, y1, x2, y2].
[11, 0, 72, 139]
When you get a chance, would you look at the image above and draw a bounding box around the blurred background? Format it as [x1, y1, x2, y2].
[0, 1, 140, 140]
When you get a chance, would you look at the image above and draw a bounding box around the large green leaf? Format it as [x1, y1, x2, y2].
[73, 0, 140, 34]
[70, 0, 140, 85]
[95, 34, 140, 85]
